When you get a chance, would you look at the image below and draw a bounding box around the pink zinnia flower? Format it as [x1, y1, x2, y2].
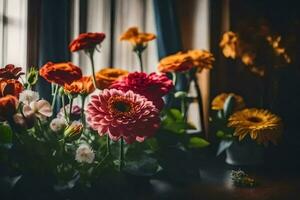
[110, 72, 173, 110]
[86, 89, 160, 144]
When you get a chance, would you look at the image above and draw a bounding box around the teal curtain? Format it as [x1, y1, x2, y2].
[37, 0, 70, 110]
[153, 0, 189, 106]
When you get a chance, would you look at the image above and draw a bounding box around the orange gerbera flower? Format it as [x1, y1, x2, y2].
[39, 62, 82, 86]
[158, 53, 194, 73]
[0, 64, 24, 80]
[0, 79, 23, 98]
[64, 76, 95, 95]
[187, 49, 215, 72]
[120, 27, 156, 46]
[219, 31, 240, 59]
[69, 32, 106, 52]
[0, 95, 18, 121]
[96, 68, 128, 90]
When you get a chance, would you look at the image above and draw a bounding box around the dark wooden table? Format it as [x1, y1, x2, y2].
[148, 161, 300, 200]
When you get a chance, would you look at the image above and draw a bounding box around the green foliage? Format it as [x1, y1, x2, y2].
[188, 136, 210, 148]
[161, 108, 195, 134]
[0, 124, 13, 148]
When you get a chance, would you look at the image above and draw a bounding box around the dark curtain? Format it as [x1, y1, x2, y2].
[153, 0, 189, 100]
[37, 0, 70, 104]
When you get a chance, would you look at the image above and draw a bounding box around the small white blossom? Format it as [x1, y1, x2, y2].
[75, 144, 95, 164]
[50, 118, 67, 133]
[19, 90, 39, 105]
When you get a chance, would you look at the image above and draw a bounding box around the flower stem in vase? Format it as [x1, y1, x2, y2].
[69, 96, 73, 121]
[62, 94, 68, 123]
[81, 95, 86, 128]
[88, 50, 99, 89]
[136, 51, 144, 72]
[51, 84, 59, 110]
[107, 135, 111, 155]
[193, 73, 206, 138]
[119, 138, 124, 171]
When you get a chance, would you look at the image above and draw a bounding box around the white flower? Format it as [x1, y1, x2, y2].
[50, 118, 67, 133]
[23, 99, 52, 121]
[19, 90, 39, 105]
[75, 144, 95, 164]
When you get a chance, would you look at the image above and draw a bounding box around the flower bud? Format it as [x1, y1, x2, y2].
[50, 118, 67, 133]
[26, 67, 38, 86]
[63, 121, 83, 141]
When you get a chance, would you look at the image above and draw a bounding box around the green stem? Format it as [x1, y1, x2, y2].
[137, 51, 144, 72]
[171, 72, 177, 86]
[88, 51, 98, 89]
[69, 96, 73, 121]
[193, 73, 206, 138]
[181, 97, 186, 120]
[62, 95, 68, 122]
[81, 95, 86, 128]
[51, 84, 59, 110]
[107, 135, 111, 155]
[119, 138, 124, 171]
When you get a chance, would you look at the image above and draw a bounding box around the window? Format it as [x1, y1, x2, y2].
[0, 0, 28, 70]
[70, 0, 158, 75]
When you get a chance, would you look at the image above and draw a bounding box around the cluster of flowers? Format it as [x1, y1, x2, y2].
[0, 26, 214, 168]
[220, 28, 291, 77]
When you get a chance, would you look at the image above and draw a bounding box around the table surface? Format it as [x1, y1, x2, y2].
[147, 162, 300, 200]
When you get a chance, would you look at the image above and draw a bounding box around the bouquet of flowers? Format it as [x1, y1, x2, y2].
[0, 27, 212, 197]
[211, 92, 282, 165]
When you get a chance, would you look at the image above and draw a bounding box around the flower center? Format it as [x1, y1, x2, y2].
[113, 101, 131, 113]
[247, 116, 262, 123]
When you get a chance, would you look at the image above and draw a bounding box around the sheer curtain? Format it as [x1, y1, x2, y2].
[70, 0, 158, 74]
[178, 0, 210, 133]
[0, 0, 28, 70]
[113, 0, 158, 72]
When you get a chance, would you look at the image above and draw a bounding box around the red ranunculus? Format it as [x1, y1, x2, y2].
[39, 62, 82, 85]
[0, 64, 25, 80]
[69, 32, 106, 52]
[0, 95, 18, 121]
[0, 79, 23, 98]
[110, 72, 173, 110]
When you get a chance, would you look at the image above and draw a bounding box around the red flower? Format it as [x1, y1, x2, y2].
[0, 79, 23, 98]
[0, 64, 24, 80]
[0, 95, 18, 121]
[110, 72, 173, 110]
[86, 89, 160, 144]
[69, 32, 106, 52]
[39, 62, 82, 85]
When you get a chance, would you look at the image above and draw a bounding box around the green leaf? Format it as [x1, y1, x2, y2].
[223, 95, 235, 119]
[0, 124, 13, 146]
[216, 140, 233, 156]
[161, 109, 188, 134]
[188, 137, 210, 148]
[216, 130, 225, 138]
[174, 91, 188, 99]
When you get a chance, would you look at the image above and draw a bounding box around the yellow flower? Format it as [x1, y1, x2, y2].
[120, 27, 156, 46]
[211, 93, 245, 111]
[266, 36, 291, 63]
[96, 68, 128, 90]
[158, 52, 194, 73]
[228, 108, 282, 145]
[219, 31, 240, 59]
[187, 49, 215, 72]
